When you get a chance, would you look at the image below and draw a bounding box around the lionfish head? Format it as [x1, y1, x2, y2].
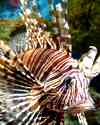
[63, 71, 95, 116]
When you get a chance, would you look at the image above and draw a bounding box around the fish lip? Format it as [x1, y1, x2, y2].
[63, 104, 95, 114]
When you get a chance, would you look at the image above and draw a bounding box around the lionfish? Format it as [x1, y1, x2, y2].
[0, 0, 100, 125]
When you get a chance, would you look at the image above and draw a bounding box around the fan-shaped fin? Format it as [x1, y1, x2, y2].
[0, 56, 47, 124]
[0, 55, 63, 124]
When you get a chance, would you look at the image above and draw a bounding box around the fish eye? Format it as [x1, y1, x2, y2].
[63, 77, 72, 88]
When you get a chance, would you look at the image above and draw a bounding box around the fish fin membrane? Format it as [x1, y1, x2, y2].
[0, 57, 54, 124]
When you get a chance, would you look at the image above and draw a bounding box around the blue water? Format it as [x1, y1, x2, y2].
[0, 0, 21, 19]
[36, 0, 61, 20]
[0, 0, 61, 20]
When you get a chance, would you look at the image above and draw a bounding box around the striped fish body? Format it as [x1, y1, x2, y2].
[0, 48, 94, 125]
[15, 48, 94, 112]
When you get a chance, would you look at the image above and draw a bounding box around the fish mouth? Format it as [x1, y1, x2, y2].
[64, 101, 95, 115]
[69, 105, 94, 115]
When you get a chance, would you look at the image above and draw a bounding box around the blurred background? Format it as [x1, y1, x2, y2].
[0, 0, 100, 125]
[0, 0, 20, 19]
[0, 0, 100, 54]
